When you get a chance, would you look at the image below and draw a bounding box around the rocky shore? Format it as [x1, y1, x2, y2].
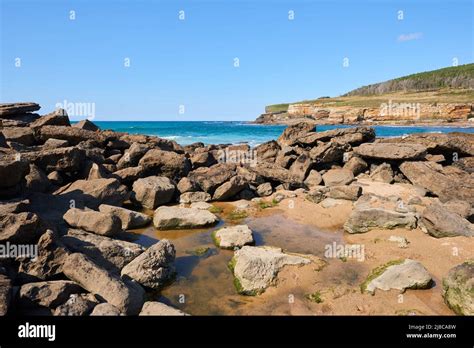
[0, 102, 473, 316]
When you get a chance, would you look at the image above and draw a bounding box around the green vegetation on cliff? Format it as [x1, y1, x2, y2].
[265, 64, 474, 113]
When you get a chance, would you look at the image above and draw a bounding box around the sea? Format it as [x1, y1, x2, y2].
[93, 121, 474, 146]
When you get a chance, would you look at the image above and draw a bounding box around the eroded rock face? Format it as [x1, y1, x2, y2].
[231, 246, 310, 295]
[442, 260, 474, 315]
[344, 208, 417, 234]
[327, 185, 362, 201]
[61, 229, 145, 272]
[19, 230, 69, 280]
[2, 127, 36, 145]
[98, 204, 151, 230]
[400, 161, 474, 206]
[153, 206, 219, 230]
[0, 159, 29, 189]
[187, 163, 236, 193]
[343, 156, 368, 176]
[132, 176, 175, 209]
[0, 102, 40, 116]
[22, 147, 86, 173]
[63, 208, 122, 236]
[420, 203, 474, 238]
[214, 225, 254, 249]
[364, 259, 432, 294]
[0, 275, 12, 315]
[277, 122, 316, 146]
[90, 303, 122, 316]
[139, 301, 188, 316]
[73, 119, 99, 131]
[30, 109, 70, 128]
[54, 293, 98, 316]
[121, 239, 176, 290]
[179, 192, 211, 204]
[0, 212, 42, 243]
[62, 253, 145, 315]
[19, 280, 83, 309]
[37, 125, 105, 145]
[354, 143, 427, 160]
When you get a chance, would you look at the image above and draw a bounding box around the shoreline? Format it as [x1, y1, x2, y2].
[0, 102, 473, 316]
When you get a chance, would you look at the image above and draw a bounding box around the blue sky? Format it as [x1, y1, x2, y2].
[1, 0, 472, 121]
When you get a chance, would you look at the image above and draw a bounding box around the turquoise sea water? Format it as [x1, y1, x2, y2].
[93, 121, 474, 146]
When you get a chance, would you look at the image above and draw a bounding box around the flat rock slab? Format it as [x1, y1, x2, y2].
[365, 259, 432, 294]
[153, 206, 219, 230]
[19, 280, 83, 309]
[232, 246, 311, 295]
[354, 143, 427, 160]
[214, 225, 254, 249]
[139, 301, 189, 316]
[63, 208, 122, 236]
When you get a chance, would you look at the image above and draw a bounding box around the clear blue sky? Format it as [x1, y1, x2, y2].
[1, 0, 472, 121]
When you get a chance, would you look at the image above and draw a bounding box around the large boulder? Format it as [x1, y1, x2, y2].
[63, 208, 122, 236]
[231, 246, 310, 295]
[98, 204, 151, 229]
[0, 212, 42, 243]
[63, 253, 145, 315]
[256, 182, 273, 197]
[187, 163, 236, 193]
[343, 156, 368, 176]
[0, 159, 29, 189]
[139, 301, 188, 316]
[24, 164, 50, 192]
[255, 140, 280, 163]
[19, 280, 83, 309]
[22, 146, 86, 173]
[309, 142, 345, 163]
[363, 259, 432, 294]
[353, 143, 427, 160]
[61, 229, 145, 272]
[344, 208, 417, 234]
[277, 122, 315, 146]
[19, 230, 69, 280]
[179, 191, 211, 204]
[116, 143, 151, 169]
[303, 170, 323, 188]
[2, 127, 36, 145]
[288, 153, 313, 183]
[121, 239, 176, 289]
[399, 161, 474, 206]
[153, 206, 219, 230]
[420, 203, 474, 238]
[322, 168, 354, 187]
[213, 225, 254, 249]
[54, 293, 98, 316]
[131, 176, 175, 209]
[73, 119, 99, 131]
[213, 175, 247, 201]
[56, 178, 129, 208]
[138, 149, 191, 179]
[370, 163, 394, 183]
[327, 185, 362, 201]
[30, 109, 70, 128]
[442, 260, 474, 315]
